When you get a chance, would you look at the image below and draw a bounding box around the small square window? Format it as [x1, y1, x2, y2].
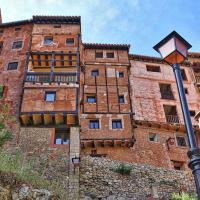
[190, 110, 196, 117]
[112, 120, 122, 129]
[12, 41, 23, 49]
[7, 62, 18, 70]
[184, 88, 188, 94]
[172, 161, 184, 170]
[15, 27, 21, 32]
[45, 91, 56, 102]
[176, 136, 187, 147]
[95, 52, 103, 58]
[119, 95, 125, 103]
[87, 96, 96, 103]
[0, 85, 4, 99]
[89, 120, 99, 129]
[119, 72, 124, 78]
[146, 65, 161, 72]
[106, 52, 114, 58]
[149, 133, 159, 142]
[0, 29, 3, 35]
[66, 38, 74, 45]
[54, 129, 69, 145]
[43, 36, 53, 45]
[91, 70, 99, 77]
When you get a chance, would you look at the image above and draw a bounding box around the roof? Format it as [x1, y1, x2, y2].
[0, 15, 80, 28]
[188, 52, 200, 58]
[83, 43, 130, 50]
[129, 54, 164, 64]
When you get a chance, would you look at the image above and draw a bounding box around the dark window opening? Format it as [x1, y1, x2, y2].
[184, 88, 188, 94]
[66, 38, 74, 45]
[43, 36, 53, 45]
[119, 72, 124, 78]
[87, 96, 96, 103]
[54, 129, 69, 145]
[0, 29, 3, 34]
[0, 86, 4, 99]
[176, 136, 187, 147]
[159, 83, 174, 100]
[91, 70, 99, 77]
[0, 41, 3, 54]
[112, 120, 122, 129]
[15, 27, 21, 32]
[163, 105, 179, 123]
[180, 69, 187, 81]
[149, 133, 158, 142]
[119, 95, 125, 103]
[173, 161, 184, 170]
[95, 52, 103, 58]
[7, 62, 18, 70]
[12, 41, 23, 49]
[89, 120, 99, 129]
[190, 110, 196, 117]
[45, 91, 56, 102]
[106, 52, 114, 58]
[54, 25, 61, 28]
[146, 65, 161, 72]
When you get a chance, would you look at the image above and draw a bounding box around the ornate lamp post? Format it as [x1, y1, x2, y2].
[153, 31, 200, 198]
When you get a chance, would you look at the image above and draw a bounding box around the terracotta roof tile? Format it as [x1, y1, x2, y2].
[83, 43, 130, 50]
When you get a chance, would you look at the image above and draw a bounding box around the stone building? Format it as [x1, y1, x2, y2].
[0, 12, 200, 173]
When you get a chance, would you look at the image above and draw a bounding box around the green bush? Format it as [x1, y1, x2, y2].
[170, 192, 197, 200]
[113, 163, 133, 175]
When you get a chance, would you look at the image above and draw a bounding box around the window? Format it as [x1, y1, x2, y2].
[176, 136, 187, 147]
[106, 52, 114, 58]
[95, 52, 103, 58]
[0, 29, 3, 35]
[146, 65, 161, 72]
[172, 161, 184, 170]
[180, 69, 187, 81]
[159, 83, 174, 100]
[7, 62, 18, 70]
[89, 120, 99, 129]
[54, 25, 61, 28]
[66, 38, 74, 45]
[112, 120, 122, 129]
[45, 91, 56, 102]
[184, 88, 188, 94]
[87, 96, 96, 103]
[149, 133, 159, 142]
[12, 41, 23, 49]
[0, 86, 4, 99]
[119, 72, 124, 78]
[54, 129, 69, 145]
[43, 36, 53, 45]
[163, 105, 179, 124]
[15, 27, 21, 32]
[0, 41, 3, 54]
[119, 95, 125, 103]
[190, 110, 196, 117]
[91, 70, 99, 77]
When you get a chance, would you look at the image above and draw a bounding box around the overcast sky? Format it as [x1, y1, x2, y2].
[1, 0, 200, 56]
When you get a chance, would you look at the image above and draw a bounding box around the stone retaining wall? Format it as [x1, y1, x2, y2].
[80, 156, 196, 200]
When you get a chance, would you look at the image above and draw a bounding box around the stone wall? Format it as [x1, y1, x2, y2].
[80, 156, 196, 200]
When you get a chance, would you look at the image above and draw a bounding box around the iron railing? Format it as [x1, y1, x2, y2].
[165, 115, 180, 124]
[25, 72, 77, 83]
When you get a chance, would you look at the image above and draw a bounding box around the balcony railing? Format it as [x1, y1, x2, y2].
[161, 92, 174, 100]
[25, 72, 77, 83]
[165, 115, 180, 124]
[195, 73, 200, 83]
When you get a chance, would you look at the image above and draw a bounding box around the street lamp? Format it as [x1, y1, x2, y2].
[153, 31, 200, 198]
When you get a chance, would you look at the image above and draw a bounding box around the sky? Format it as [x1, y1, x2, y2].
[1, 0, 200, 56]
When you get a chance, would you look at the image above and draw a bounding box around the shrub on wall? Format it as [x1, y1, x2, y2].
[170, 192, 197, 200]
[113, 163, 133, 175]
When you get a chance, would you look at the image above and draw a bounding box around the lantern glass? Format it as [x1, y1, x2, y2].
[153, 31, 192, 65]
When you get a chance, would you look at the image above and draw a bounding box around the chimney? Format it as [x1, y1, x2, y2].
[0, 9, 2, 24]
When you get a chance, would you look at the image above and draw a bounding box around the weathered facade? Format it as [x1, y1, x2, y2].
[1, 13, 200, 177]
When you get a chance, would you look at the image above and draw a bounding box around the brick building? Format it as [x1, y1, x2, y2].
[1, 13, 200, 172]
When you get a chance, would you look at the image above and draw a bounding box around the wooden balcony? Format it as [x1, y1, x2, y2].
[25, 72, 78, 83]
[165, 115, 179, 124]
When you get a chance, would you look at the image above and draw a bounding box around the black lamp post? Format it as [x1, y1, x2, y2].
[153, 31, 200, 198]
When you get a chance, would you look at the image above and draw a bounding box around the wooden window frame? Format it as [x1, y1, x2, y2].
[89, 120, 100, 129]
[7, 62, 18, 70]
[45, 91, 56, 102]
[12, 41, 23, 49]
[112, 119, 122, 129]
